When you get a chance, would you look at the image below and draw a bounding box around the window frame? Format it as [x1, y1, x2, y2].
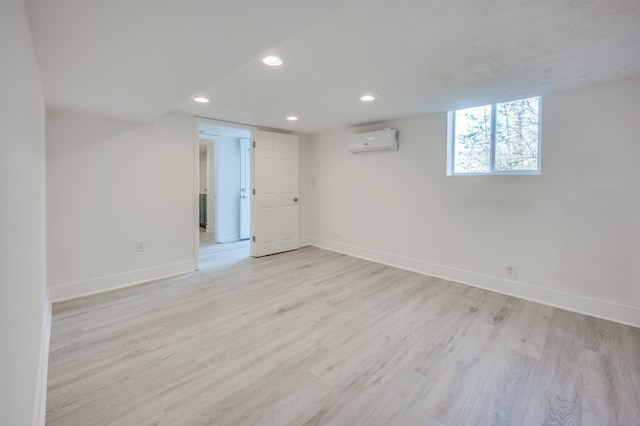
[447, 97, 542, 176]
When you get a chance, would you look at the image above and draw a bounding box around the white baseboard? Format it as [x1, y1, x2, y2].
[307, 237, 640, 328]
[299, 236, 312, 247]
[33, 302, 51, 426]
[49, 260, 196, 302]
[216, 233, 241, 243]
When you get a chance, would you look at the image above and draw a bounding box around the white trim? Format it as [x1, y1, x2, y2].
[299, 236, 312, 247]
[33, 303, 51, 426]
[307, 237, 640, 328]
[196, 116, 257, 133]
[49, 260, 196, 302]
[216, 233, 242, 243]
[192, 118, 200, 272]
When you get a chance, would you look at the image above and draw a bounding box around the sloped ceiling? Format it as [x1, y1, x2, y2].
[27, 0, 640, 134]
[26, 0, 355, 122]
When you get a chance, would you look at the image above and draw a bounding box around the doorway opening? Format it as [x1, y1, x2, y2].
[194, 121, 300, 265]
[198, 121, 252, 258]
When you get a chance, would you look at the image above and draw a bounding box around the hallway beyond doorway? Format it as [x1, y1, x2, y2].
[198, 229, 249, 271]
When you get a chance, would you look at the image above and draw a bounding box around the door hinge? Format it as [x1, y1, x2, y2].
[252, 188, 255, 195]
[252, 141, 256, 148]
[252, 236, 256, 242]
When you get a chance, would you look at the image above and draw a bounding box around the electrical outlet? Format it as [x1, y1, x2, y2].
[505, 265, 516, 278]
[136, 240, 145, 252]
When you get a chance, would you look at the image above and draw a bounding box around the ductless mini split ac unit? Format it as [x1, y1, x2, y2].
[348, 128, 398, 153]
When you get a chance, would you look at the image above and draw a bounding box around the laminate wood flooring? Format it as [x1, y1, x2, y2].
[46, 236, 640, 425]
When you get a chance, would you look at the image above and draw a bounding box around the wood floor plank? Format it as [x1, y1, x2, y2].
[418, 323, 506, 424]
[463, 349, 537, 426]
[46, 235, 640, 425]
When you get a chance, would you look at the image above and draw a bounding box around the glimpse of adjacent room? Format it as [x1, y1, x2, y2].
[198, 121, 252, 257]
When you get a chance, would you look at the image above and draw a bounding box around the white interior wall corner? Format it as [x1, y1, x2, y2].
[306, 77, 640, 327]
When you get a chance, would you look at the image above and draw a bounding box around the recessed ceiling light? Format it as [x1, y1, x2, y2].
[286, 115, 299, 121]
[263, 56, 283, 66]
[360, 94, 376, 102]
[193, 97, 209, 103]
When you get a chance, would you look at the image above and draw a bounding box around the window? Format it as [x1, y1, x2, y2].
[447, 96, 541, 175]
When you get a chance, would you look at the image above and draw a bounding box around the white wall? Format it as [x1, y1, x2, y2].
[47, 111, 198, 301]
[205, 142, 216, 233]
[199, 149, 207, 194]
[0, 0, 49, 424]
[307, 77, 640, 326]
[299, 134, 313, 243]
[215, 137, 242, 242]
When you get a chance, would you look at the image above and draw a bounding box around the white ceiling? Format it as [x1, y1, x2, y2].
[26, 0, 353, 122]
[27, 0, 640, 134]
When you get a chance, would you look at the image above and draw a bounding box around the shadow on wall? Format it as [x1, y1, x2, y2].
[46, 110, 140, 159]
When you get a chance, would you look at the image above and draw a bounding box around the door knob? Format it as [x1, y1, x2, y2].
[293, 197, 298, 202]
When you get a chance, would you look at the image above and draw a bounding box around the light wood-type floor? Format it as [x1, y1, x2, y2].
[46, 235, 640, 425]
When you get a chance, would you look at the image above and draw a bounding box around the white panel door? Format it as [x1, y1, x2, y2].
[251, 130, 299, 257]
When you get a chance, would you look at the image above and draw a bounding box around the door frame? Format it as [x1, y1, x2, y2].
[239, 137, 251, 240]
[193, 118, 256, 268]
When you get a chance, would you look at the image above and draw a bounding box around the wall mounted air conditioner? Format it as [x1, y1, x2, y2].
[348, 128, 398, 153]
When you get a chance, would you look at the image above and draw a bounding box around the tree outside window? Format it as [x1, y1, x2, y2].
[449, 97, 540, 175]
